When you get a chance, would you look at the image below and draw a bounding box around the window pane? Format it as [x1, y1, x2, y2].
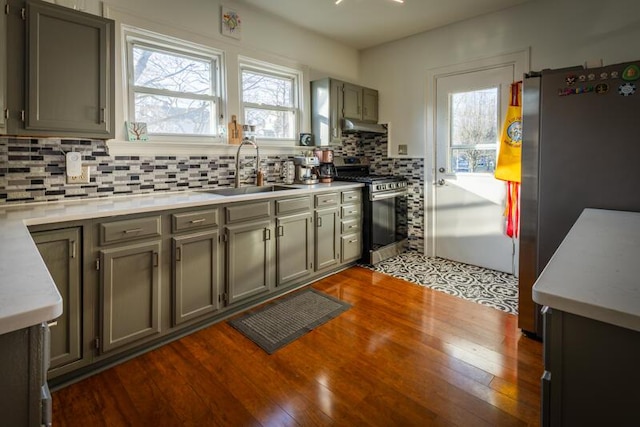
[450, 88, 498, 147]
[242, 70, 293, 108]
[132, 45, 212, 95]
[134, 93, 214, 135]
[451, 148, 496, 173]
[244, 107, 295, 139]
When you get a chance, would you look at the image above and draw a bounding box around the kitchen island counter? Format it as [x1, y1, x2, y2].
[532, 208, 640, 332]
[0, 182, 363, 335]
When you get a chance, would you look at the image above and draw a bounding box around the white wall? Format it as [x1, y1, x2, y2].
[360, 0, 640, 159]
[96, 0, 359, 145]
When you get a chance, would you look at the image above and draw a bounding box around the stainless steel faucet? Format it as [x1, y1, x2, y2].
[235, 138, 260, 188]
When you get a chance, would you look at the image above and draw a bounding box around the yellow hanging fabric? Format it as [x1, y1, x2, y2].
[494, 82, 522, 183]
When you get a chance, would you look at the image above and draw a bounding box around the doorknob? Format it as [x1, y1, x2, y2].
[438, 167, 445, 173]
[435, 179, 445, 186]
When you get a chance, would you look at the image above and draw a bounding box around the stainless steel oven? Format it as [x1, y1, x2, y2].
[334, 157, 408, 264]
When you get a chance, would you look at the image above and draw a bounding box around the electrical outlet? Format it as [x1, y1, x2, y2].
[398, 144, 408, 155]
[67, 165, 90, 184]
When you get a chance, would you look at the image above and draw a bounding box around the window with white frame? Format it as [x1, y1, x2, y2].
[125, 28, 223, 140]
[240, 59, 300, 142]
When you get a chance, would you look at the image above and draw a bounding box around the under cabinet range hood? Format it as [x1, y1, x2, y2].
[341, 119, 387, 135]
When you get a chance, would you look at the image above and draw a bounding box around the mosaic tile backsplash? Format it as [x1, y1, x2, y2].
[0, 135, 425, 251]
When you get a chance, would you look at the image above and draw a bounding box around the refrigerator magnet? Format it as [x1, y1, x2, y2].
[565, 74, 577, 85]
[595, 83, 609, 94]
[610, 71, 619, 79]
[622, 64, 640, 81]
[618, 83, 636, 96]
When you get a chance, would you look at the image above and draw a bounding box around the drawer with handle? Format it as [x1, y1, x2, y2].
[315, 192, 339, 208]
[172, 209, 219, 233]
[341, 190, 361, 204]
[276, 196, 311, 215]
[99, 216, 161, 245]
[341, 203, 362, 219]
[341, 233, 362, 263]
[341, 218, 361, 234]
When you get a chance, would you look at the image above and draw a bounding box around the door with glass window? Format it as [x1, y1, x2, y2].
[434, 65, 516, 274]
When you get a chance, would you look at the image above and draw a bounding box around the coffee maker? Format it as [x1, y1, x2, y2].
[314, 148, 336, 183]
[293, 156, 319, 184]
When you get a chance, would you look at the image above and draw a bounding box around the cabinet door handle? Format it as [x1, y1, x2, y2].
[264, 228, 271, 241]
[349, 239, 359, 243]
[100, 107, 106, 124]
[47, 321, 58, 328]
[317, 217, 322, 227]
[176, 247, 181, 262]
[153, 252, 159, 267]
[70, 240, 76, 259]
[277, 225, 284, 237]
[124, 228, 143, 234]
[190, 218, 205, 224]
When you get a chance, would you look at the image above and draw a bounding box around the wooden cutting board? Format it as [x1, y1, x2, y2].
[228, 115, 243, 144]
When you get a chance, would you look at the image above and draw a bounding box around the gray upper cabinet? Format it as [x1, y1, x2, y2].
[32, 227, 83, 378]
[311, 78, 379, 146]
[311, 78, 344, 146]
[342, 83, 362, 120]
[0, 6, 6, 132]
[344, 84, 378, 123]
[362, 88, 379, 123]
[5, 0, 115, 139]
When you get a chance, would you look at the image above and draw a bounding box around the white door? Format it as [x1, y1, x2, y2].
[433, 65, 517, 274]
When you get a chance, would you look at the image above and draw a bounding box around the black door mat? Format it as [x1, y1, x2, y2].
[228, 289, 351, 354]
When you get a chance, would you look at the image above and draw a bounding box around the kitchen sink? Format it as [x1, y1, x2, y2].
[199, 185, 294, 196]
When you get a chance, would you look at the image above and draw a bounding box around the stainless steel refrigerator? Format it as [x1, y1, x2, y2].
[519, 60, 640, 338]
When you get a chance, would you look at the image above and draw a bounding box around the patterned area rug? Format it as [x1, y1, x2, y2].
[360, 252, 518, 315]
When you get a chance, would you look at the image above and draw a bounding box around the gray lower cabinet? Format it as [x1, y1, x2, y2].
[225, 219, 274, 304]
[27, 188, 362, 385]
[541, 307, 640, 426]
[31, 228, 82, 378]
[340, 192, 362, 264]
[172, 230, 220, 325]
[276, 212, 313, 287]
[0, 324, 50, 427]
[99, 241, 161, 353]
[315, 207, 340, 271]
[6, 0, 115, 138]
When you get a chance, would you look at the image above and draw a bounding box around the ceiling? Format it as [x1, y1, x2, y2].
[237, 0, 532, 50]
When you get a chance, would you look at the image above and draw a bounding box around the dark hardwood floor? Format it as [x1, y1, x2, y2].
[52, 266, 543, 426]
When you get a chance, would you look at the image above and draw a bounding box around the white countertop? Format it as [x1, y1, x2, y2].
[0, 182, 363, 335]
[532, 208, 640, 332]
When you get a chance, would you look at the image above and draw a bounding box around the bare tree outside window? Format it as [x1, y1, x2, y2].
[449, 88, 499, 173]
[241, 67, 298, 140]
[128, 41, 220, 136]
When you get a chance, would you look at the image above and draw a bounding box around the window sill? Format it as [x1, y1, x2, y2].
[106, 140, 307, 157]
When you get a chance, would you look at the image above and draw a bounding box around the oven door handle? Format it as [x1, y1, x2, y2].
[370, 189, 408, 201]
